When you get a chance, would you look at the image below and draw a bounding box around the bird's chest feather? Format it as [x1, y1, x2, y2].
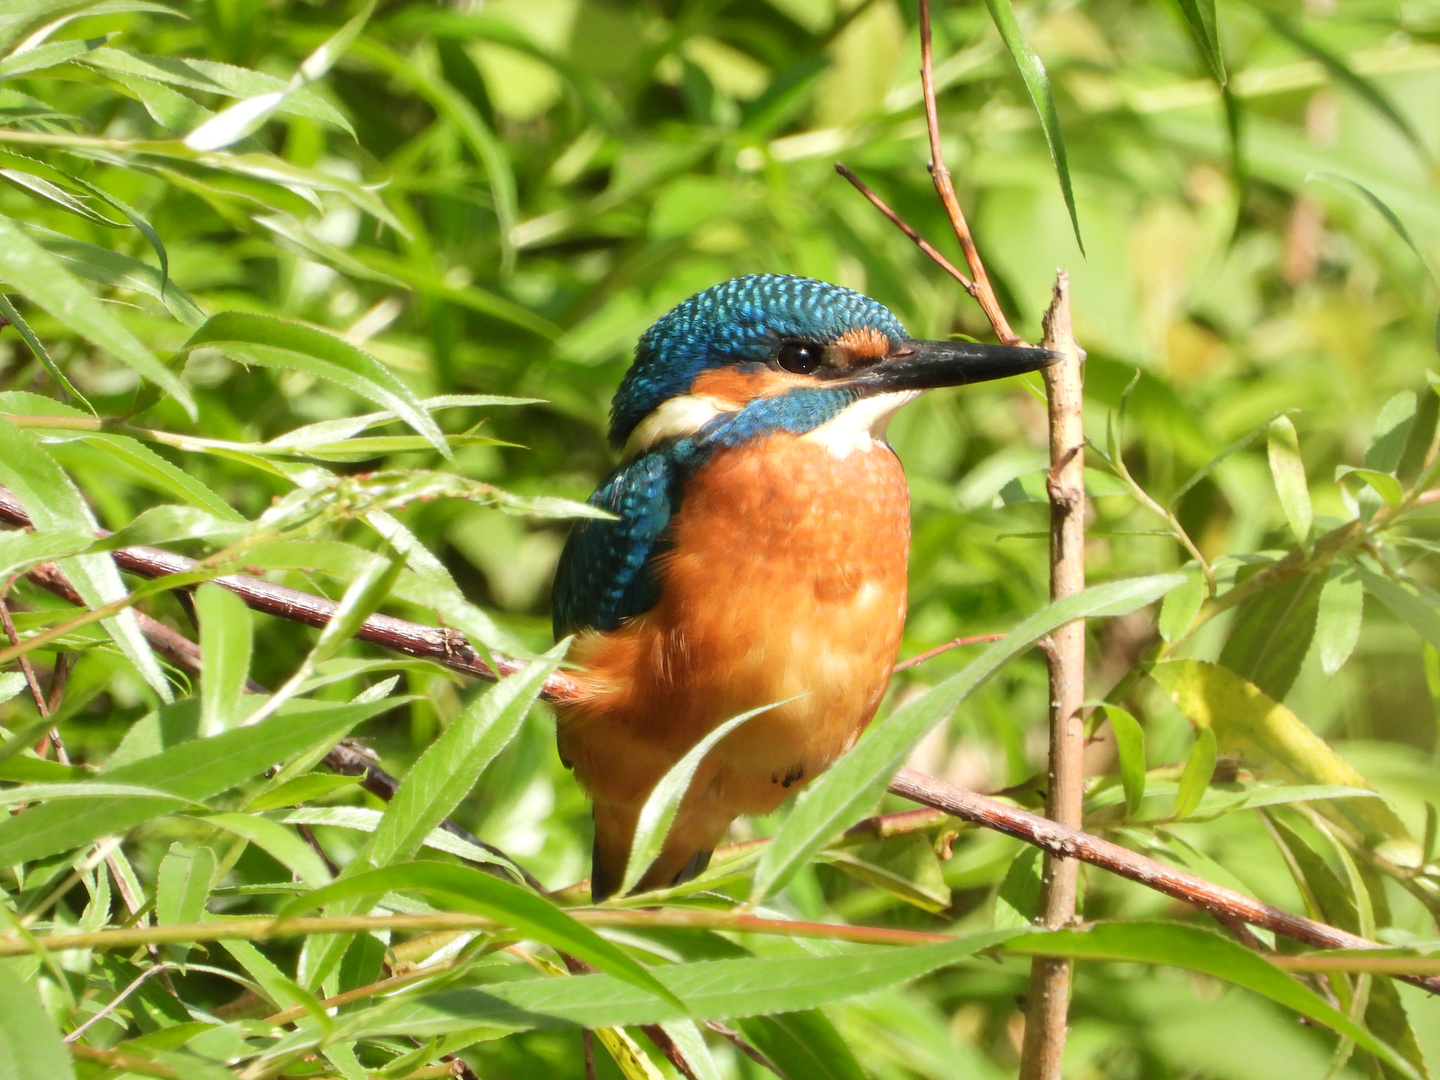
[561, 428, 911, 811]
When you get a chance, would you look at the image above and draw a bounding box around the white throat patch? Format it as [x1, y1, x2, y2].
[623, 394, 729, 459]
[802, 391, 921, 458]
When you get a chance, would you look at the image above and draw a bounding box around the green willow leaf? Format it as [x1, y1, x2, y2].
[0, 294, 92, 410]
[365, 644, 566, 868]
[1309, 174, 1440, 286]
[1316, 566, 1364, 677]
[277, 861, 685, 1011]
[752, 574, 1184, 902]
[330, 929, 1024, 1038]
[196, 583, 253, 736]
[1266, 415, 1311, 548]
[0, 965, 74, 1080]
[1174, 725, 1217, 818]
[0, 698, 387, 866]
[982, 0, 1083, 254]
[0, 214, 195, 416]
[1175, 0, 1225, 83]
[0, 416, 171, 698]
[181, 311, 447, 458]
[1099, 702, 1146, 816]
[622, 698, 790, 897]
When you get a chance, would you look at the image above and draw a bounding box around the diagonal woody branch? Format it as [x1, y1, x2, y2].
[2, 488, 1437, 996]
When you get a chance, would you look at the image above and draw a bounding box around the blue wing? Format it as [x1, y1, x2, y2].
[552, 450, 683, 637]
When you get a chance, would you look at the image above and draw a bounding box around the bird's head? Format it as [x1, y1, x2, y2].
[610, 274, 1056, 456]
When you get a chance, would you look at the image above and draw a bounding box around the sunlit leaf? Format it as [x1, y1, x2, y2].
[0, 964, 74, 1080]
[1316, 566, 1364, 678]
[181, 312, 447, 457]
[277, 861, 685, 1010]
[1174, 725, 1217, 819]
[1266, 415, 1311, 548]
[1150, 659, 1423, 868]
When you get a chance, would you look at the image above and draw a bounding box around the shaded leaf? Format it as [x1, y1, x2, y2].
[181, 312, 446, 457]
[0, 698, 387, 865]
[1219, 570, 1322, 701]
[0, 214, 195, 416]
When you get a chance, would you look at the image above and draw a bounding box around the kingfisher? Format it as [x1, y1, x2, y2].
[552, 274, 1054, 900]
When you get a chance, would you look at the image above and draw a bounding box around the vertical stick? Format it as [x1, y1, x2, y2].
[1019, 272, 1085, 1080]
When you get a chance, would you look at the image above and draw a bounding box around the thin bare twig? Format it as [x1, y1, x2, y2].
[834, 163, 976, 292]
[893, 632, 1004, 672]
[917, 0, 1020, 345]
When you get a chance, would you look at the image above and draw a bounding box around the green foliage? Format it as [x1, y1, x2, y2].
[0, 0, 1438, 1077]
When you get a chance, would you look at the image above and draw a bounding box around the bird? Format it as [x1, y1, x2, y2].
[552, 273, 1054, 901]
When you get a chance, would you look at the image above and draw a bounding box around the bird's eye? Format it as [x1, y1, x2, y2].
[776, 342, 822, 374]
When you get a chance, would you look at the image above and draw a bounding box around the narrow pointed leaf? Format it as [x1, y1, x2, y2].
[0, 416, 170, 698]
[1005, 923, 1419, 1078]
[0, 699, 387, 866]
[1267, 416, 1311, 547]
[1316, 567, 1364, 677]
[622, 698, 792, 896]
[181, 312, 447, 457]
[0, 215, 195, 416]
[197, 583, 253, 736]
[1174, 725, 1217, 818]
[0, 965, 74, 1080]
[1174, 0, 1225, 83]
[983, 0, 1083, 254]
[277, 861, 685, 1011]
[365, 643, 566, 868]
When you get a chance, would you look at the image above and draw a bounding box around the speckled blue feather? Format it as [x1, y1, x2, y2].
[609, 274, 906, 448]
[553, 386, 858, 635]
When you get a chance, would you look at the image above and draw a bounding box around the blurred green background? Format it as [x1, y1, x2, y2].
[2, 0, 1440, 1076]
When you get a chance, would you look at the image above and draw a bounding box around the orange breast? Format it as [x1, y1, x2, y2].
[556, 429, 911, 878]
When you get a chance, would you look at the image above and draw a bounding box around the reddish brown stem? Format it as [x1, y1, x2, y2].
[888, 768, 1440, 995]
[918, 0, 1020, 345]
[834, 162, 976, 293]
[893, 632, 1004, 672]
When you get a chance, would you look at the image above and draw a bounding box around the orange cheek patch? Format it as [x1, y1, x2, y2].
[690, 367, 811, 405]
[833, 326, 892, 367]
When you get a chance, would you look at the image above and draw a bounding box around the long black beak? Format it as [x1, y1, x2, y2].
[835, 338, 1058, 394]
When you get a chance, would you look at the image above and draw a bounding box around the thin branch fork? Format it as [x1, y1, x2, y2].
[1, 490, 1437, 997]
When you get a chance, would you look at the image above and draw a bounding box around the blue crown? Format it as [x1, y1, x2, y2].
[608, 274, 907, 447]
